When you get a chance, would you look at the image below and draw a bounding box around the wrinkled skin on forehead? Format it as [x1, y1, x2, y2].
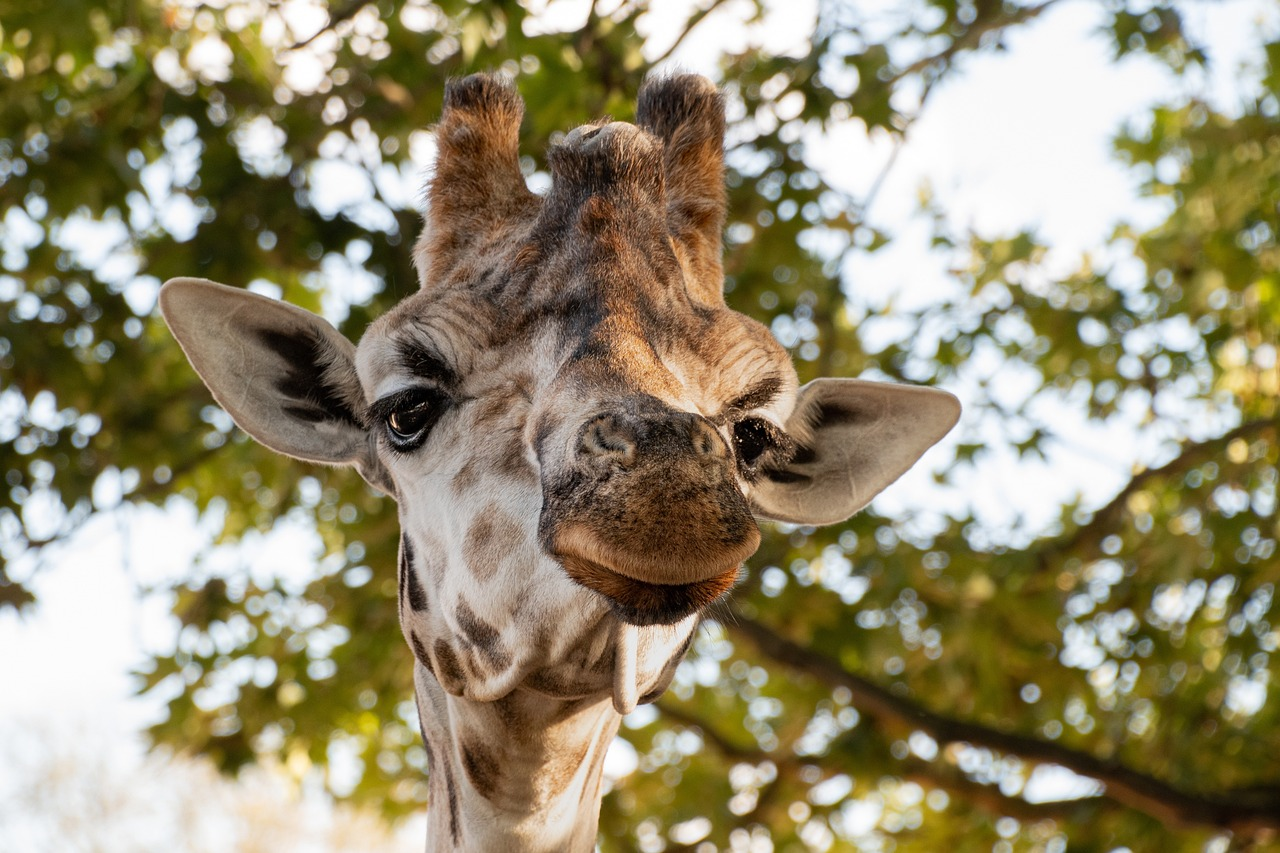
[159, 72, 959, 850]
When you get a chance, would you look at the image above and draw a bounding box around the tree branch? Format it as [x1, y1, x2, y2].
[281, 1, 365, 52]
[727, 609, 1280, 836]
[1035, 417, 1279, 573]
[656, 699, 764, 762]
[648, 0, 735, 66]
[894, 755, 1103, 826]
[891, 0, 1063, 82]
[658, 698, 1107, 827]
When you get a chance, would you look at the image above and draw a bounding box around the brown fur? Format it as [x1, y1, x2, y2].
[456, 599, 511, 670]
[495, 440, 534, 481]
[418, 75, 538, 284]
[410, 631, 435, 676]
[461, 507, 518, 582]
[637, 74, 727, 303]
[461, 739, 501, 800]
[450, 457, 481, 497]
[433, 639, 467, 694]
[401, 535, 429, 613]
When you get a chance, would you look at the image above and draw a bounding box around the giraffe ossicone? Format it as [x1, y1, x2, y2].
[160, 72, 959, 851]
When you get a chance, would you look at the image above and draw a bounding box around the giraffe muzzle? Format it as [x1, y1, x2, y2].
[541, 407, 761, 624]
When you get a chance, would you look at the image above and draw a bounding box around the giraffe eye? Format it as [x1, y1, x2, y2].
[733, 418, 773, 467]
[382, 389, 449, 450]
[388, 404, 431, 437]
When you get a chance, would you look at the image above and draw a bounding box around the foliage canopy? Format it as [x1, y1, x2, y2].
[2, 0, 1278, 849]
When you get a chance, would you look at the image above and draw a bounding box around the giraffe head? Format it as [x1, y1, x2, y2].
[160, 74, 958, 713]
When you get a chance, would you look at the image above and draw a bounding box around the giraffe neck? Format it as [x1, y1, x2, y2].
[414, 665, 623, 852]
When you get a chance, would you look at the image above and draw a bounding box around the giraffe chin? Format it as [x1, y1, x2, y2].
[555, 551, 741, 626]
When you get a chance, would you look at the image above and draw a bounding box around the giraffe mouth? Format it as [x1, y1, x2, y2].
[550, 523, 751, 625]
[556, 551, 741, 625]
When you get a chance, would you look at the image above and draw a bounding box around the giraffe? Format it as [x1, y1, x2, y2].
[159, 73, 960, 851]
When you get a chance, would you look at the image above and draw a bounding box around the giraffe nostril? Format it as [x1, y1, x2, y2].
[580, 415, 637, 465]
[577, 409, 733, 469]
[690, 418, 727, 459]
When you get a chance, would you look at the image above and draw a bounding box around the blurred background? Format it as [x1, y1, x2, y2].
[1, 0, 1278, 849]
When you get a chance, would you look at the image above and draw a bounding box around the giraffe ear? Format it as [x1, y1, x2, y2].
[159, 278, 370, 468]
[750, 378, 960, 526]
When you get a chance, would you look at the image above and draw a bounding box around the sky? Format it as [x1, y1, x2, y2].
[1, 0, 1276, 847]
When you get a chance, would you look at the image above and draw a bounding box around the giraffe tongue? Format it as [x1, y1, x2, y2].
[612, 620, 640, 715]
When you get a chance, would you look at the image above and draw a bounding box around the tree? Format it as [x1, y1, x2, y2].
[2, 0, 1277, 849]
